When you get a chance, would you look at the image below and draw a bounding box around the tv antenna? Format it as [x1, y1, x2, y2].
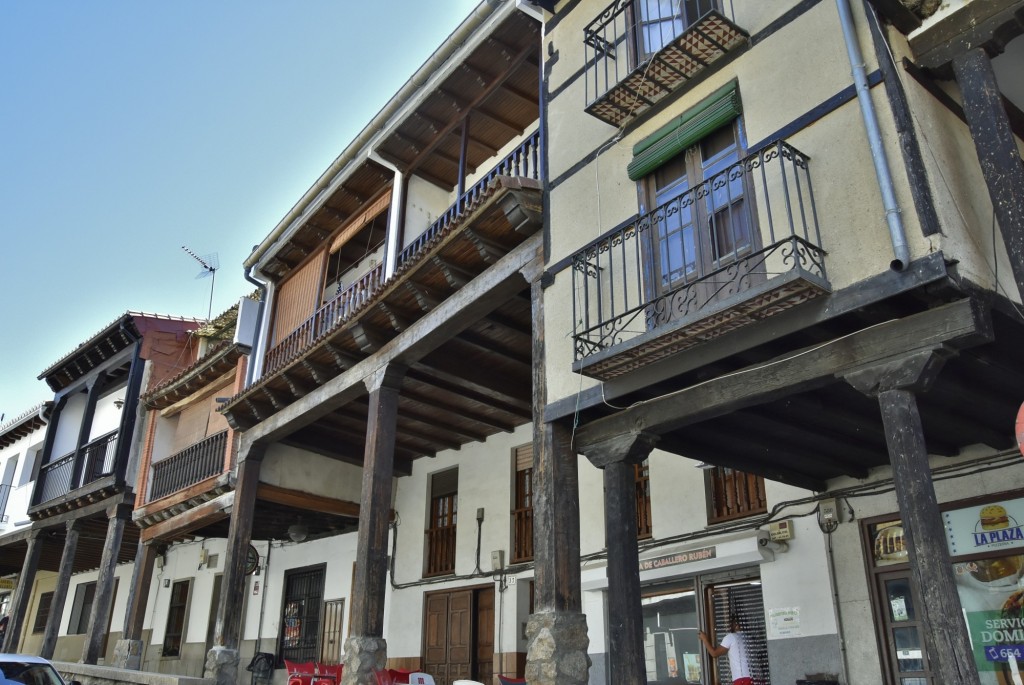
[181, 246, 219, 320]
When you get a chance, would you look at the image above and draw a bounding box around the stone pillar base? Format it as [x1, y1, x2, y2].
[340, 636, 388, 685]
[525, 611, 591, 685]
[112, 639, 144, 670]
[205, 646, 241, 685]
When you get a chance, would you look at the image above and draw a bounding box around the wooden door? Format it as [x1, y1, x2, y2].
[474, 588, 495, 683]
[423, 589, 477, 685]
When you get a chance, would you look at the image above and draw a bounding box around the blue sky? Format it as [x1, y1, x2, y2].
[0, 0, 481, 421]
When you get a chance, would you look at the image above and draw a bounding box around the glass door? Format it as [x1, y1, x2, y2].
[877, 570, 933, 685]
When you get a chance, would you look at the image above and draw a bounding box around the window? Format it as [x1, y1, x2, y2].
[32, 592, 53, 634]
[636, 460, 653, 539]
[320, 598, 346, 665]
[425, 469, 458, 577]
[278, 565, 326, 666]
[645, 120, 754, 294]
[634, 0, 716, 58]
[68, 582, 96, 635]
[163, 579, 190, 657]
[705, 466, 767, 524]
[641, 580, 700, 683]
[511, 444, 534, 563]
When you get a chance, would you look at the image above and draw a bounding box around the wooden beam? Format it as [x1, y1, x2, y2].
[401, 387, 517, 433]
[140, 491, 234, 543]
[413, 354, 530, 410]
[575, 298, 992, 450]
[257, 483, 360, 519]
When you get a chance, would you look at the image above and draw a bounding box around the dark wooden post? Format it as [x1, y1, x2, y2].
[951, 48, 1024, 302]
[526, 276, 591, 685]
[846, 349, 980, 684]
[70, 374, 108, 488]
[82, 503, 131, 664]
[41, 520, 81, 659]
[114, 541, 159, 669]
[2, 530, 43, 654]
[206, 447, 263, 685]
[342, 363, 406, 685]
[457, 115, 471, 198]
[31, 396, 67, 507]
[114, 342, 146, 478]
[579, 433, 657, 685]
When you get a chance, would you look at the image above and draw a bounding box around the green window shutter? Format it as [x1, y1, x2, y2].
[627, 80, 742, 180]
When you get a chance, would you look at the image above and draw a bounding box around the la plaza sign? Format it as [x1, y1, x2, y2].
[1018, 402, 1024, 457]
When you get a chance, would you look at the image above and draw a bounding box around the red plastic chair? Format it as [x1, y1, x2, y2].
[313, 664, 343, 685]
[497, 677, 527, 685]
[285, 660, 318, 685]
[388, 669, 411, 684]
[374, 669, 395, 685]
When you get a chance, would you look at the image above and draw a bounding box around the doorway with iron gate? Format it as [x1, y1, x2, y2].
[423, 585, 494, 685]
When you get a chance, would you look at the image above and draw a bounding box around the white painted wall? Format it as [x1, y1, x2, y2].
[90, 384, 127, 440]
[0, 414, 47, 533]
[403, 175, 452, 248]
[52, 394, 87, 461]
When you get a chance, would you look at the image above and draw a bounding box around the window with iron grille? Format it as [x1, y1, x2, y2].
[278, 565, 326, 666]
[635, 460, 653, 539]
[163, 580, 190, 657]
[32, 592, 54, 634]
[705, 466, 767, 524]
[511, 444, 534, 563]
[425, 468, 458, 577]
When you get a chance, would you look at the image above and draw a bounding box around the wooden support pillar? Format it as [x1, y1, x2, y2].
[526, 277, 591, 685]
[846, 349, 980, 685]
[342, 363, 406, 685]
[83, 503, 131, 664]
[951, 48, 1024, 302]
[2, 530, 43, 654]
[351, 363, 406, 636]
[206, 447, 262, 685]
[457, 115, 471, 198]
[113, 541, 158, 670]
[41, 520, 81, 659]
[31, 396, 67, 507]
[579, 432, 657, 685]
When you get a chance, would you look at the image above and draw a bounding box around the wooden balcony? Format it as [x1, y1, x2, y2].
[148, 430, 229, 502]
[572, 140, 830, 380]
[584, 1, 748, 127]
[32, 430, 119, 512]
[511, 507, 534, 563]
[425, 525, 457, 576]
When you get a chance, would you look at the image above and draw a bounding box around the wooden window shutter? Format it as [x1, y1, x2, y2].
[271, 252, 327, 347]
[329, 190, 392, 255]
[514, 443, 533, 472]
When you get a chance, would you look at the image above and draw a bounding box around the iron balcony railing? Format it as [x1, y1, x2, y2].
[262, 131, 542, 379]
[396, 129, 541, 266]
[584, 0, 734, 108]
[263, 264, 384, 377]
[148, 430, 229, 502]
[572, 140, 826, 362]
[35, 430, 119, 505]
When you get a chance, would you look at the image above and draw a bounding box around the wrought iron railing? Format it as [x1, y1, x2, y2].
[572, 140, 826, 362]
[263, 264, 384, 377]
[148, 430, 228, 502]
[584, 0, 733, 107]
[34, 430, 120, 506]
[396, 129, 541, 266]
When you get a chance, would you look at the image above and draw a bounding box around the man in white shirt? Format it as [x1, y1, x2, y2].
[698, 612, 752, 685]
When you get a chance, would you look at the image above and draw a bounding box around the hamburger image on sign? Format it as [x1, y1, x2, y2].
[973, 504, 1024, 546]
[983, 505, 1011, 531]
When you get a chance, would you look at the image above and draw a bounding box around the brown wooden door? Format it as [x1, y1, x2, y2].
[474, 588, 495, 683]
[424, 588, 486, 685]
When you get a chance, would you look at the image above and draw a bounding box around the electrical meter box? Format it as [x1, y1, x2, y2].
[769, 520, 795, 541]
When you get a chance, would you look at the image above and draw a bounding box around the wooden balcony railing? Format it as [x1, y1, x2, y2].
[263, 264, 384, 377]
[511, 507, 534, 563]
[148, 430, 229, 502]
[572, 140, 828, 372]
[425, 525, 457, 576]
[34, 430, 119, 506]
[396, 129, 541, 267]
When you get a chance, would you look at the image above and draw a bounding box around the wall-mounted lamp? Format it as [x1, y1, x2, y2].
[288, 523, 309, 543]
[113, 398, 125, 409]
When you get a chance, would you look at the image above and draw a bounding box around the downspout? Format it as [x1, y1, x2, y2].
[368, 153, 407, 281]
[835, 0, 910, 270]
[243, 263, 268, 387]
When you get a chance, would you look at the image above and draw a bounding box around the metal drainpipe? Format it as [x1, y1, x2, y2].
[243, 264, 268, 388]
[368, 153, 406, 281]
[835, 0, 910, 270]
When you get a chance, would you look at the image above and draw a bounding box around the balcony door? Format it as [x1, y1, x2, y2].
[634, 0, 719, 59]
[646, 121, 760, 314]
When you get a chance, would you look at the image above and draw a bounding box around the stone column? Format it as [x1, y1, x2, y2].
[41, 520, 81, 659]
[578, 432, 657, 685]
[113, 541, 159, 669]
[83, 503, 131, 664]
[341, 363, 406, 685]
[206, 446, 263, 685]
[846, 348, 979, 684]
[2, 530, 43, 654]
[526, 276, 591, 685]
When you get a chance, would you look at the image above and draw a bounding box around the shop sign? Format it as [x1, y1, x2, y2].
[0, 578, 14, 590]
[1017, 401, 1024, 458]
[944, 497, 1024, 556]
[639, 546, 716, 572]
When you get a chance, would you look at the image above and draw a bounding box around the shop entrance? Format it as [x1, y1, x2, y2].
[641, 572, 768, 684]
[423, 586, 494, 685]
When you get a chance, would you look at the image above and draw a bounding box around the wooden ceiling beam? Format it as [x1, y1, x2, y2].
[452, 333, 531, 369]
[406, 368, 532, 420]
[402, 386, 516, 433]
[412, 353, 530, 410]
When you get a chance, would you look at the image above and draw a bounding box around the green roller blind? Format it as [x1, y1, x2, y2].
[627, 80, 742, 180]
